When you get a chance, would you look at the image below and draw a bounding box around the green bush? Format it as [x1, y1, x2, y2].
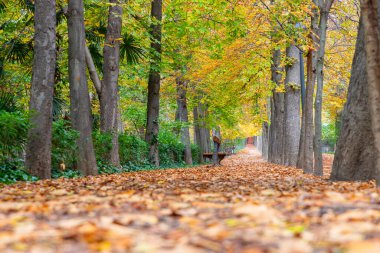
[52, 120, 79, 169]
[93, 131, 113, 163]
[52, 169, 81, 179]
[119, 133, 149, 165]
[0, 110, 29, 163]
[158, 129, 185, 166]
[0, 161, 37, 184]
[98, 160, 122, 174]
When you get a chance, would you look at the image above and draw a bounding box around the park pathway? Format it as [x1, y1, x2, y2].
[0, 146, 380, 252]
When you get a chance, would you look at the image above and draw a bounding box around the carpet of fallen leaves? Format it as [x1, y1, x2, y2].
[1, 146, 380, 253]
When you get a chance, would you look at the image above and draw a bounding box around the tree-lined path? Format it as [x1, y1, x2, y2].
[0, 146, 379, 253]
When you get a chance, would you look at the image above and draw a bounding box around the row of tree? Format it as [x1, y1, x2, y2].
[259, 0, 380, 186]
[27, 0, 164, 178]
[25, 0, 221, 179]
[2, 0, 360, 181]
[259, 0, 334, 176]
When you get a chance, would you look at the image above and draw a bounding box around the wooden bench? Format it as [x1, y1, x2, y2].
[203, 152, 228, 164]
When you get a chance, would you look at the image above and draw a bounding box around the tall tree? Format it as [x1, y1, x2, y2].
[314, 0, 334, 176]
[283, 45, 301, 166]
[25, 0, 57, 179]
[67, 0, 98, 175]
[175, 77, 192, 165]
[145, 0, 163, 167]
[100, 0, 123, 167]
[360, 0, 380, 186]
[268, 48, 284, 164]
[331, 19, 377, 181]
[297, 1, 319, 174]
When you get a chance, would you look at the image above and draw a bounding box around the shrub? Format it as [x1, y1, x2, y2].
[119, 133, 149, 165]
[52, 169, 81, 179]
[0, 110, 29, 163]
[98, 160, 122, 174]
[158, 129, 185, 166]
[191, 144, 201, 164]
[0, 161, 37, 184]
[93, 131, 113, 163]
[51, 120, 79, 169]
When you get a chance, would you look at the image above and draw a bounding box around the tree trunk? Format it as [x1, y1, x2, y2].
[85, 46, 102, 99]
[297, 3, 319, 174]
[283, 45, 301, 167]
[268, 49, 284, 164]
[361, 0, 380, 186]
[199, 105, 211, 153]
[193, 106, 204, 163]
[25, 0, 56, 179]
[145, 0, 162, 167]
[67, 0, 98, 176]
[257, 135, 263, 152]
[100, 0, 122, 167]
[175, 77, 192, 165]
[262, 122, 269, 160]
[314, 0, 334, 176]
[331, 19, 377, 181]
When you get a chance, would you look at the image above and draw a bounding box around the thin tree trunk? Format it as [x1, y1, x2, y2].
[67, 0, 98, 176]
[283, 45, 301, 167]
[84, 46, 102, 98]
[257, 135, 263, 152]
[145, 0, 163, 167]
[25, 0, 56, 179]
[361, 0, 380, 186]
[101, 0, 122, 167]
[314, 0, 334, 176]
[331, 19, 377, 181]
[199, 105, 211, 153]
[175, 77, 192, 165]
[193, 106, 204, 163]
[262, 122, 269, 160]
[297, 2, 319, 174]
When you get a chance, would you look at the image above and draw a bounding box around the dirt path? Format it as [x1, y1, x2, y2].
[0, 146, 379, 252]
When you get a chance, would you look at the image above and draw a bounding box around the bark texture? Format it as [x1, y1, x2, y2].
[268, 49, 284, 164]
[331, 20, 377, 181]
[298, 3, 319, 174]
[101, 0, 122, 167]
[360, 0, 380, 185]
[145, 0, 163, 167]
[283, 45, 301, 167]
[314, 0, 334, 176]
[68, 0, 98, 176]
[25, 0, 57, 179]
[261, 122, 269, 160]
[175, 78, 192, 165]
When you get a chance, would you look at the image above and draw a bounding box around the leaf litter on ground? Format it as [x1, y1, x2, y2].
[0, 146, 379, 252]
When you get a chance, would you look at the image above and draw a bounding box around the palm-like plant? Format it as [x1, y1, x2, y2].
[120, 33, 145, 65]
[5, 39, 33, 63]
[0, 91, 17, 112]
